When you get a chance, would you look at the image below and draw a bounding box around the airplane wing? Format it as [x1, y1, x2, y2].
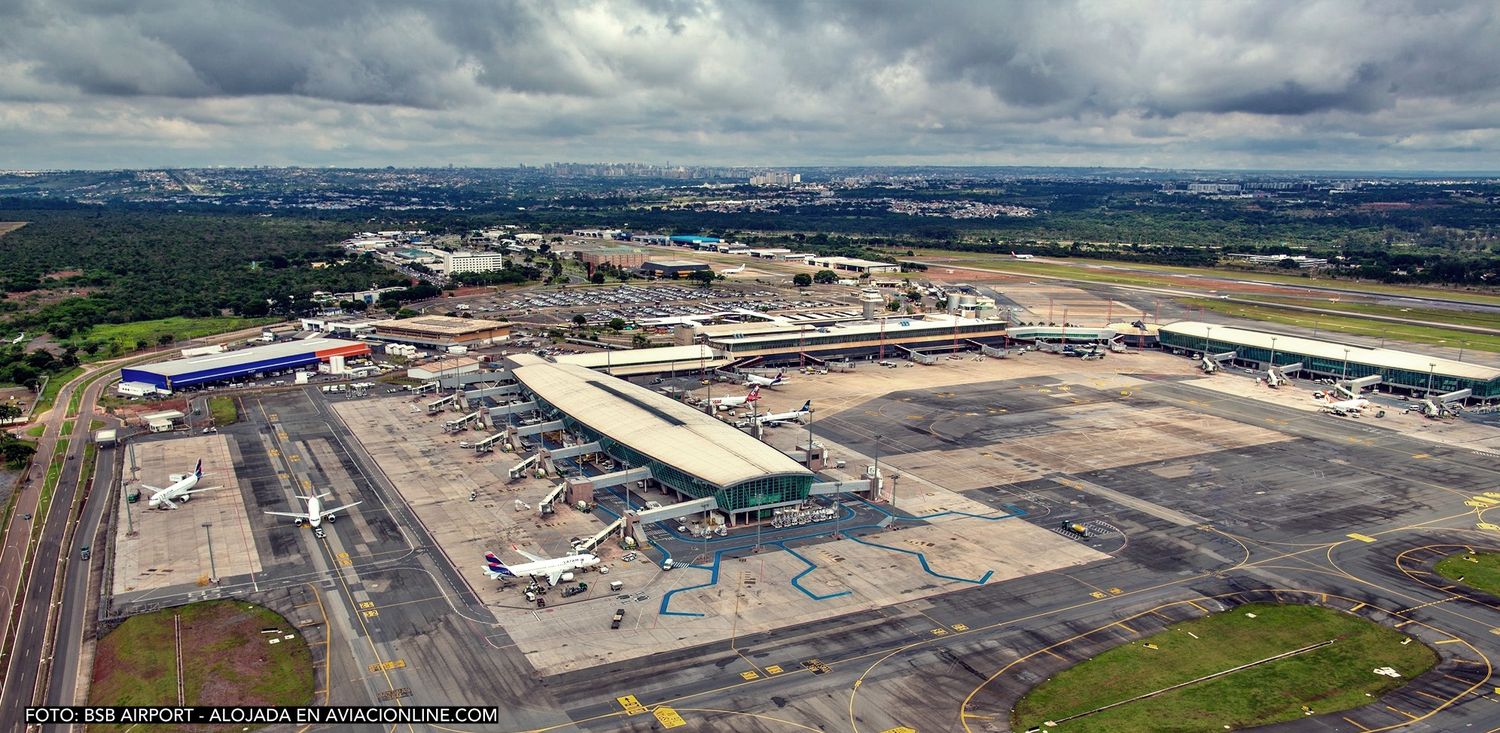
[178, 486, 219, 496]
[158, 497, 180, 510]
[317, 501, 362, 518]
[139, 484, 164, 493]
[513, 546, 546, 563]
[546, 568, 565, 586]
[264, 510, 310, 519]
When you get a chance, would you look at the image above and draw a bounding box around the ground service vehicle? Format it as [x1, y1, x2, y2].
[611, 608, 625, 629]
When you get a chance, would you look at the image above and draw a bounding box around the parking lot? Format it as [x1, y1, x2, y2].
[468, 284, 850, 326]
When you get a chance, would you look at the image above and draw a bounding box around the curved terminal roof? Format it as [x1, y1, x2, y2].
[1161, 321, 1500, 382]
[510, 361, 813, 488]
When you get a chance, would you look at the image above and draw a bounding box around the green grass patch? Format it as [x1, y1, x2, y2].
[33, 366, 84, 416]
[912, 248, 1500, 306]
[207, 396, 238, 426]
[89, 600, 314, 731]
[89, 419, 103, 431]
[1013, 603, 1437, 733]
[1184, 298, 1500, 354]
[1435, 552, 1500, 597]
[24, 423, 44, 438]
[69, 316, 278, 359]
[59, 420, 73, 438]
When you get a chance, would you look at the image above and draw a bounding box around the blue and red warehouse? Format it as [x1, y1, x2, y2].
[120, 338, 371, 392]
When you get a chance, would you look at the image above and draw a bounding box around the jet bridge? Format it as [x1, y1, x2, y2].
[631, 496, 718, 525]
[409, 381, 439, 395]
[488, 400, 538, 419]
[512, 419, 565, 438]
[474, 431, 509, 455]
[508, 452, 540, 480]
[465, 384, 520, 403]
[1417, 388, 1471, 418]
[443, 410, 486, 433]
[575, 517, 625, 553]
[1200, 350, 1237, 373]
[1334, 375, 1383, 399]
[1266, 361, 1302, 388]
[426, 394, 458, 413]
[438, 370, 511, 389]
[540, 441, 602, 476]
[811, 479, 876, 495]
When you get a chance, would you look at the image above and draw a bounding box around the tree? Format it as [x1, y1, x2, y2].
[690, 270, 717, 288]
[0, 437, 35, 469]
[1277, 257, 1301, 269]
[135, 339, 149, 352]
[886, 299, 902, 312]
[813, 269, 838, 284]
[0, 403, 21, 421]
[157, 333, 175, 346]
[590, 271, 606, 284]
[793, 273, 813, 287]
[608, 317, 627, 332]
[572, 314, 587, 329]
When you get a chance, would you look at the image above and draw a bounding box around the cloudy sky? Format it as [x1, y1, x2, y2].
[2, 0, 1498, 171]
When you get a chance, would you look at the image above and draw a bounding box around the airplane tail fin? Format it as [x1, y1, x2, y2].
[294, 492, 333, 501]
[194, 459, 202, 478]
[484, 552, 515, 578]
[800, 401, 811, 412]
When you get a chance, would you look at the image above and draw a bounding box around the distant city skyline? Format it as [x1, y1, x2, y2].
[2, 1, 1498, 171]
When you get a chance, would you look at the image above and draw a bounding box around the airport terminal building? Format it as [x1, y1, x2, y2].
[1159, 321, 1500, 401]
[509, 359, 815, 517]
[120, 338, 371, 393]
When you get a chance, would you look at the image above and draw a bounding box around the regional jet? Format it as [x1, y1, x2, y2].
[752, 400, 812, 426]
[264, 492, 362, 528]
[143, 460, 217, 509]
[720, 264, 747, 275]
[743, 370, 788, 388]
[709, 386, 759, 411]
[483, 547, 600, 586]
[1011, 251, 1035, 260]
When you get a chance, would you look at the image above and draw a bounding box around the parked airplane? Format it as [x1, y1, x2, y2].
[744, 370, 788, 388]
[483, 547, 600, 585]
[753, 400, 812, 426]
[1321, 393, 1371, 416]
[264, 492, 362, 528]
[143, 460, 217, 509]
[720, 264, 746, 275]
[8, 331, 24, 345]
[1011, 251, 1035, 260]
[709, 385, 759, 411]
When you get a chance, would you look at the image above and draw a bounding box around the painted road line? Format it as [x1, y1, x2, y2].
[617, 695, 647, 715]
[653, 707, 686, 729]
[1347, 533, 1377, 543]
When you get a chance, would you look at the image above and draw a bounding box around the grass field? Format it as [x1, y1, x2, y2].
[24, 424, 44, 438]
[59, 420, 73, 438]
[70, 316, 278, 358]
[912, 248, 1500, 306]
[1435, 552, 1500, 597]
[33, 366, 84, 416]
[207, 396, 238, 425]
[90, 600, 314, 732]
[1185, 298, 1500, 354]
[1012, 603, 1437, 733]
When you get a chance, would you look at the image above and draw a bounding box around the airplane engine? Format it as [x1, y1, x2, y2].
[293, 518, 304, 526]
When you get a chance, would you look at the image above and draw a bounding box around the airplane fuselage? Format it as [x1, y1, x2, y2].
[147, 474, 201, 509]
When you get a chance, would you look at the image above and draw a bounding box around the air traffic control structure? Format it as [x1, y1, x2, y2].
[1160, 321, 1500, 403]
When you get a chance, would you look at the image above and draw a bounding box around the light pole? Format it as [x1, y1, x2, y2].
[1205, 325, 1213, 355]
[1459, 342, 1467, 362]
[873, 433, 888, 517]
[1427, 363, 1436, 396]
[1342, 348, 1350, 382]
[203, 523, 217, 584]
[832, 499, 843, 540]
[1269, 337, 1277, 370]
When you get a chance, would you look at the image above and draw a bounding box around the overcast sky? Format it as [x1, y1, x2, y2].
[2, 0, 1498, 171]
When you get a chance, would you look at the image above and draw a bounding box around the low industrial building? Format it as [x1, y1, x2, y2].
[1159, 321, 1500, 401]
[119, 338, 372, 393]
[805, 256, 901, 275]
[641, 260, 712, 278]
[368, 315, 511, 349]
[408, 356, 483, 381]
[508, 359, 815, 522]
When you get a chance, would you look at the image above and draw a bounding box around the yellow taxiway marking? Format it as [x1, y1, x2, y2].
[952, 623, 969, 631]
[616, 695, 647, 715]
[765, 665, 783, 675]
[1340, 716, 1370, 731]
[1347, 533, 1377, 543]
[881, 728, 918, 733]
[740, 671, 759, 680]
[367, 659, 406, 673]
[653, 707, 686, 729]
[1435, 639, 1465, 645]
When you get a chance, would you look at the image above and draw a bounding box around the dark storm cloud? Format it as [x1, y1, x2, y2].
[0, 0, 1498, 169]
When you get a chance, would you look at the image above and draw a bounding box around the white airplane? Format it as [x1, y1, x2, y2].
[1321, 393, 1371, 416]
[143, 460, 217, 509]
[264, 492, 362, 528]
[752, 400, 812, 426]
[1011, 251, 1035, 260]
[9, 332, 24, 345]
[744, 370, 788, 388]
[709, 385, 759, 411]
[483, 547, 600, 585]
[720, 264, 746, 275]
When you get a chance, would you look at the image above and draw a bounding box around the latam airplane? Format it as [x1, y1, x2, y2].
[709, 386, 759, 411]
[720, 264, 747, 275]
[1321, 393, 1372, 416]
[484, 547, 600, 586]
[752, 400, 812, 426]
[744, 370, 788, 388]
[143, 460, 217, 509]
[1011, 251, 1035, 260]
[264, 492, 362, 528]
